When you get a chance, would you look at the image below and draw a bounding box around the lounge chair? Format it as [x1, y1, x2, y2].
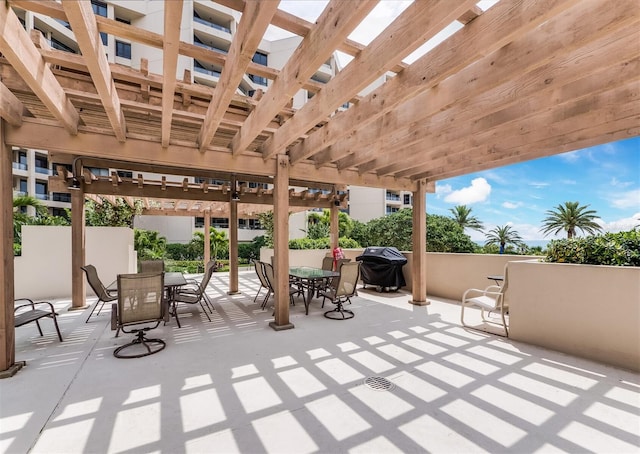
[320, 261, 361, 320]
[172, 261, 215, 324]
[15, 298, 63, 342]
[461, 264, 509, 337]
[111, 272, 167, 358]
[82, 264, 118, 323]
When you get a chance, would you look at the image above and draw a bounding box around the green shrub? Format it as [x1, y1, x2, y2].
[165, 260, 204, 273]
[545, 229, 640, 266]
[288, 237, 361, 250]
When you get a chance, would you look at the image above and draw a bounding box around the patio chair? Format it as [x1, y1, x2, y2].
[172, 261, 215, 323]
[111, 272, 167, 358]
[320, 261, 360, 320]
[82, 264, 118, 323]
[252, 260, 269, 303]
[15, 298, 63, 342]
[461, 265, 509, 337]
[262, 262, 302, 309]
[140, 260, 165, 273]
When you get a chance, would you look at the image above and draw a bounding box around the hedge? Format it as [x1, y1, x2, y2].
[544, 229, 640, 266]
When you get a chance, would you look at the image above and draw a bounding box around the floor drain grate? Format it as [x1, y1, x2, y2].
[364, 376, 394, 391]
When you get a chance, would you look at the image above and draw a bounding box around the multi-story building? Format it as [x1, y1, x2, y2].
[9, 1, 406, 243]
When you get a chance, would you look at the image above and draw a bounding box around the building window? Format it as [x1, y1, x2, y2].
[117, 170, 133, 179]
[115, 41, 131, 59]
[253, 51, 267, 66]
[385, 206, 399, 215]
[52, 193, 71, 203]
[403, 194, 412, 205]
[51, 37, 75, 53]
[91, 0, 108, 45]
[19, 179, 27, 194]
[35, 182, 48, 200]
[249, 74, 268, 86]
[51, 208, 70, 220]
[88, 167, 109, 177]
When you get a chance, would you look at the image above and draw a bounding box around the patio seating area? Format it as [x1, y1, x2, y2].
[3, 270, 639, 453]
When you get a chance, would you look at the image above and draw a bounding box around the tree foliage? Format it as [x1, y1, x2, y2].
[134, 229, 167, 260]
[540, 201, 602, 239]
[484, 225, 524, 253]
[191, 227, 229, 261]
[362, 209, 477, 253]
[449, 205, 484, 232]
[85, 197, 142, 227]
[545, 228, 639, 266]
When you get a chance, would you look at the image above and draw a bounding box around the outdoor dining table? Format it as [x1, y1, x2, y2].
[289, 266, 340, 315]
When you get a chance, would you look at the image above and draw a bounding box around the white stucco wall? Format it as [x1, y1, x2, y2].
[14, 226, 136, 300]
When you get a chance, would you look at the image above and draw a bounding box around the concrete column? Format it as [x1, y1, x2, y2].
[269, 154, 293, 331]
[228, 194, 239, 294]
[410, 179, 429, 306]
[0, 121, 21, 377]
[70, 186, 87, 309]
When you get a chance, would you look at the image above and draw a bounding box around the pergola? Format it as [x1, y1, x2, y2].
[1, 0, 638, 374]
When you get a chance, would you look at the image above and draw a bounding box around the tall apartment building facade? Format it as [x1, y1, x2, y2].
[10, 0, 411, 242]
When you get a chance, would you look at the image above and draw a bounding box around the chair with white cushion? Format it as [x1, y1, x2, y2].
[460, 264, 509, 337]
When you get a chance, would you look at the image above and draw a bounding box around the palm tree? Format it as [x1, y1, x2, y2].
[193, 227, 229, 261]
[485, 225, 524, 254]
[449, 205, 484, 232]
[540, 201, 602, 239]
[13, 195, 43, 243]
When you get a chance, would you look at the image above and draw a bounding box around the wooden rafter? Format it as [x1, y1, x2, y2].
[267, 0, 477, 163]
[0, 0, 78, 133]
[197, 0, 279, 152]
[62, 0, 125, 141]
[161, 0, 183, 148]
[230, 0, 378, 157]
[289, 0, 584, 165]
[0, 79, 23, 126]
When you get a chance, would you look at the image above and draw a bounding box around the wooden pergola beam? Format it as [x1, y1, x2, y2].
[287, 0, 583, 164]
[231, 0, 377, 157]
[274, 0, 477, 164]
[160, 0, 184, 148]
[0, 1, 78, 134]
[62, 0, 125, 141]
[0, 79, 23, 126]
[197, 0, 279, 152]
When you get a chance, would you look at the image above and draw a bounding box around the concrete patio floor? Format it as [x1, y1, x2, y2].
[2, 270, 639, 454]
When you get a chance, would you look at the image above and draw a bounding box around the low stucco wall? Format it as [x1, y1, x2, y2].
[14, 226, 137, 300]
[508, 260, 640, 372]
[402, 252, 540, 300]
[260, 248, 364, 268]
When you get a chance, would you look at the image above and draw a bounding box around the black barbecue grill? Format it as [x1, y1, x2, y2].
[356, 247, 407, 292]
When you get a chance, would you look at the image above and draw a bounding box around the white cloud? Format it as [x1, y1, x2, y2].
[610, 188, 640, 209]
[610, 177, 634, 188]
[598, 213, 640, 232]
[557, 150, 581, 163]
[435, 183, 452, 199]
[528, 181, 549, 189]
[444, 178, 491, 205]
[502, 201, 523, 209]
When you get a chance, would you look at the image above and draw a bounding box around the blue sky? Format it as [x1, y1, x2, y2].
[427, 137, 640, 242]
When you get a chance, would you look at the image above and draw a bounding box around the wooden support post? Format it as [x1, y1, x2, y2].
[203, 211, 211, 266]
[228, 192, 239, 294]
[330, 204, 339, 253]
[269, 154, 293, 331]
[0, 121, 22, 377]
[410, 179, 429, 306]
[70, 185, 87, 310]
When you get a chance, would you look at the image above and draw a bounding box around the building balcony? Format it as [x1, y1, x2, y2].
[35, 166, 53, 176]
[12, 162, 27, 171]
[193, 15, 231, 34]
